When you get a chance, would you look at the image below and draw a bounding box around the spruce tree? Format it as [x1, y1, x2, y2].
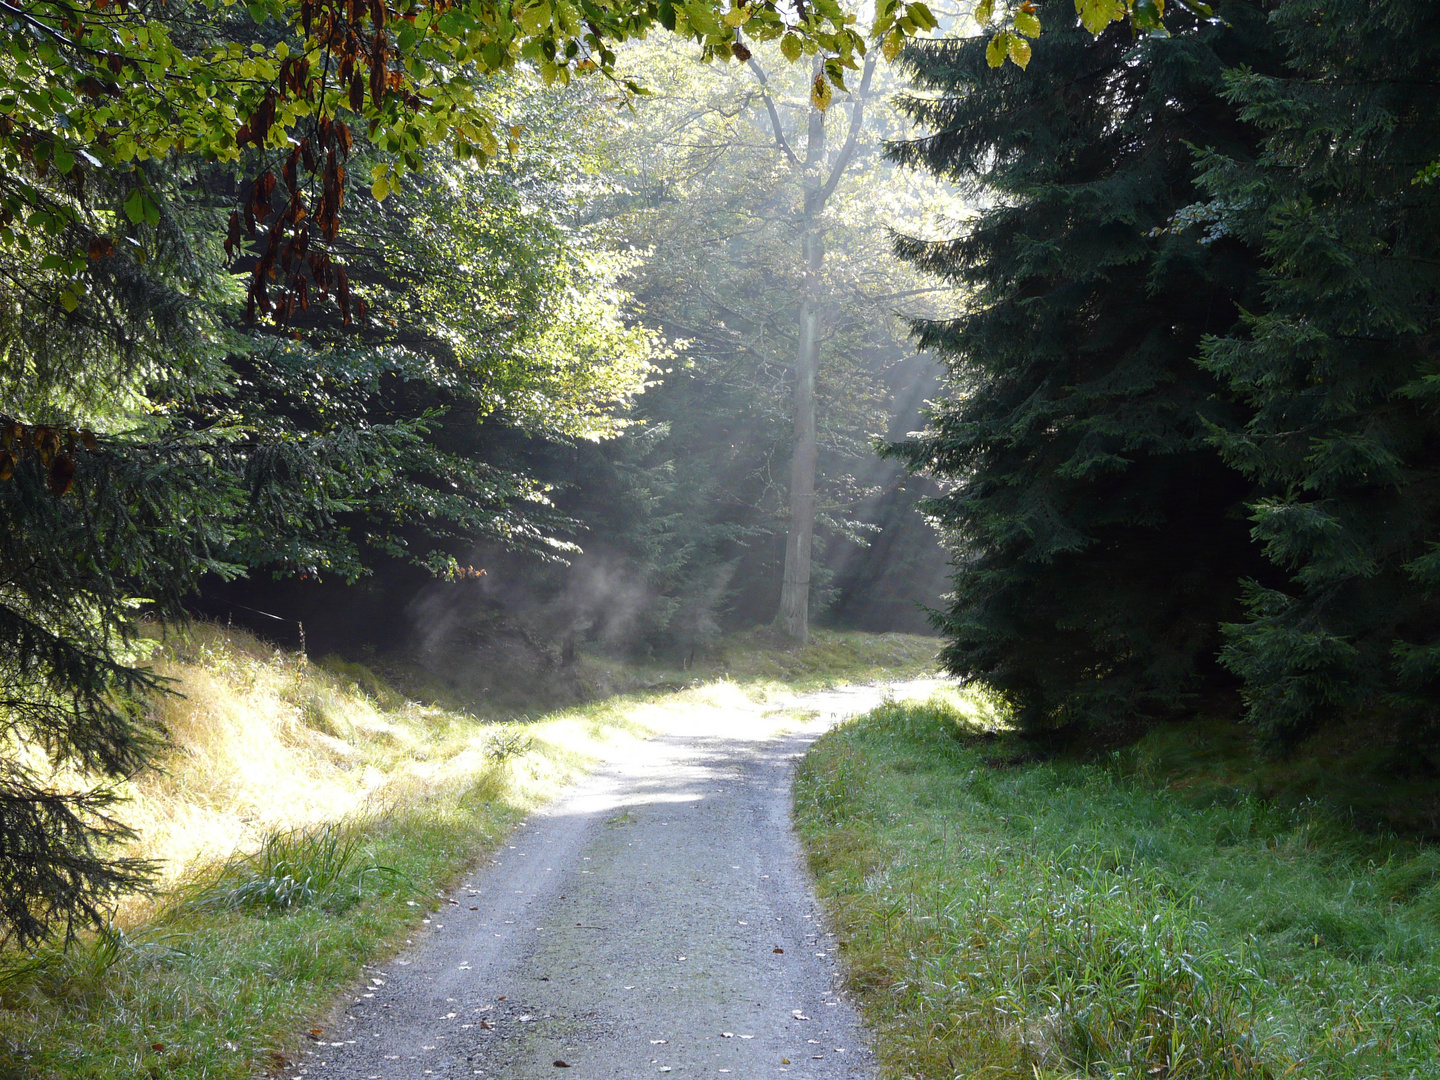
[887, 1, 1275, 736]
[1196, 0, 1440, 749]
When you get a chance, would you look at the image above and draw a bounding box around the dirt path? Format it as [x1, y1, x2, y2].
[290, 679, 942, 1080]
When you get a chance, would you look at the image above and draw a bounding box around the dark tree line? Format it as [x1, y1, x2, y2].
[891, 0, 1440, 767]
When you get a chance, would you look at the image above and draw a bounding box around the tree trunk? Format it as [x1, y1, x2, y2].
[777, 226, 824, 641]
[756, 53, 874, 642]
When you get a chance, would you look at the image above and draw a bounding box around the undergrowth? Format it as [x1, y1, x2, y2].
[797, 694, 1440, 1080]
[0, 621, 934, 1080]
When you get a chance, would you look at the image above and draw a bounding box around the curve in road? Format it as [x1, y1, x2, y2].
[288, 680, 939, 1080]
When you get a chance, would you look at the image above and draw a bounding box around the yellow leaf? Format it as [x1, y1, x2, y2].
[722, 5, 751, 26]
[811, 73, 833, 111]
[882, 28, 904, 62]
[985, 31, 1007, 67]
[371, 177, 390, 201]
[1075, 0, 1124, 35]
[1008, 33, 1031, 67]
[1014, 9, 1041, 37]
[974, 0, 994, 25]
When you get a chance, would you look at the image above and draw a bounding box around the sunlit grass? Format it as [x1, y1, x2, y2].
[796, 695, 1440, 1080]
[0, 621, 935, 1079]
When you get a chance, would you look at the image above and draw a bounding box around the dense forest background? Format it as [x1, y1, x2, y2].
[202, 38, 959, 695]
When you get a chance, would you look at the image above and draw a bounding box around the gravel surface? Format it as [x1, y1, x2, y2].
[288, 680, 940, 1080]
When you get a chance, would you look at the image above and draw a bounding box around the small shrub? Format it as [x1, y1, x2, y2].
[484, 728, 534, 762]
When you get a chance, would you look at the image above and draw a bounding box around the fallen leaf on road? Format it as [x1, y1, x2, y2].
[773, 948, 784, 954]
[553, 1061, 570, 1068]
[479, 1020, 492, 1030]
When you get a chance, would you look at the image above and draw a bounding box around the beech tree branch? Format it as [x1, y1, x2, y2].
[746, 57, 801, 170]
[814, 51, 877, 211]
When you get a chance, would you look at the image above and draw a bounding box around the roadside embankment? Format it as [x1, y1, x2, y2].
[797, 693, 1440, 1080]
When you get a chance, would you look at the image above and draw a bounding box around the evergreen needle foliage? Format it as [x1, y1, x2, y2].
[1195, 0, 1440, 750]
[887, 0, 1276, 736]
[892, 0, 1440, 761]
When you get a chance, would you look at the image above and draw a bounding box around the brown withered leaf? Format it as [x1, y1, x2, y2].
[283, 144, 300, 193]
[225, 211, 242, 259]
[48, 453, 75, 496]
[0, 452, 14, 481]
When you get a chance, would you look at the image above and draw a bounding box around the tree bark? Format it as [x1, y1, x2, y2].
[777, 225, 824, 640]
[749, 53, 875, 642]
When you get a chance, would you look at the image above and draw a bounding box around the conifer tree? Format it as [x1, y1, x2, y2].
[1197, 0, 1440, 749]
[887, 0, 1275, 736]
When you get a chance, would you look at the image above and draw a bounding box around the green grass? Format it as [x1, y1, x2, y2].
[0, 624, 935, 1080]
[0, 789, 523, 1079]
[560, 627, 941, 703]
[796, 694, 1440, 1080]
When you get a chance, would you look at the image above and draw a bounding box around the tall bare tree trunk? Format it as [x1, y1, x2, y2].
[777, 226, 824, 640]
[749, 52, 875, 642]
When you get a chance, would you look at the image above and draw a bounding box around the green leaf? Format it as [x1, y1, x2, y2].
[1133, 0, 1165, 30]
[1014, 10, 1041, 37]
[985, 31, 1008, 67]
[907, 1, 938, 31]
[781, 33, 802, 62]
[123, 188, 145, 224]
[59, 289, 79, 312]
[882, 28, 904, 61]
[973, 0, 995, 26]
[372, 176, 391, 201]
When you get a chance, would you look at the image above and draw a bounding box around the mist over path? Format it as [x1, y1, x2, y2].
[291, 680, 943, 1080]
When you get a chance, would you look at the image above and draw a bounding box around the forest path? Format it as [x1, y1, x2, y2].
[290, 677, 944, 1080]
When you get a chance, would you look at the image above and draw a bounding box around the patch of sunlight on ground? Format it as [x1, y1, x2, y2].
[108, 621, 940, 924]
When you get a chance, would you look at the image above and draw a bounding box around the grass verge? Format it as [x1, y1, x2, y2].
[0, 623, 935, 1079]
[796, 693, 1440, 1080]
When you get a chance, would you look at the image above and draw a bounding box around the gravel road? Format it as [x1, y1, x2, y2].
[290, 679, 940, 1080]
